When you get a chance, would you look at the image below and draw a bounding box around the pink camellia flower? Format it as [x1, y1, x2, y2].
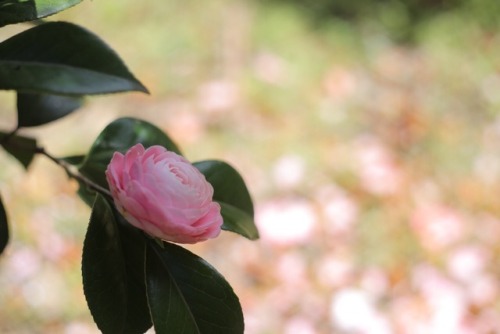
[105, 143, 223, 244]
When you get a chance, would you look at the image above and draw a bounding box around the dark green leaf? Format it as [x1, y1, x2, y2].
[83, 195, 153, 334]
[76, 181, 97, 207]
[194, 160, 258, 239]
[17, 92, 83, 127]
[146, 241, 244, 334]
[0, 194, 9, 255]
[0, 22, 148, 95]
[0, 131, 37, 169]
[0, 0, 82, 26]
[146, 244, 199, 334]
[61, 154, 85, 166]
[82, 195, 128, 334]
[79, 117, 182, 190]
[219, 202, 259, 240]
[116, 216, 153, 334]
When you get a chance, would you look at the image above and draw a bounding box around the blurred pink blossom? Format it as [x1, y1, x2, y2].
[168, 111, 205, 144]
[272, 154, 306, 189]
[391, 296, 429, 334]
[323, 67, 357, 102]
[316, 255, 353, 288]
[467, 274, 498, 306]
[6, 247, 42, 282]
[275, 253, 308, 288]
[284, 316, 316, 334]
[474, 214, 500, 245]
[64, 321, 100, 334]
[315, 185, 358, 235]
[356, 138, 403, 196]
[197, 80, 239, 114]
[253, 51, 288, 84]
[447, 245, 489, 284]
[330, 288, 392, 334]
[360, 268, 390, 298]
[410, 205, 466, 250]
[256, 198, 317, 246]
[412, 265, 469, 334]
[37, 231, 69, 262]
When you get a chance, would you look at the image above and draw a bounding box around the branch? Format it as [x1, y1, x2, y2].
[35, 146, 112, 197]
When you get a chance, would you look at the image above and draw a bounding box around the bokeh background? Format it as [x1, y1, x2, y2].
[1, 0, 500, 332]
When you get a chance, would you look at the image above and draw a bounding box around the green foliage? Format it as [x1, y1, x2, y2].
[77, 118, 258, 241]
[195, 160, 258, 240]
[146, 241, 244, 334]
[17, 93, 83, 127]
[0, 2, 257, 332]
[83, 195, 152, 334]
[84, 195, 245, 333]
[82, 195, 131, 333]
[0, 0, 82, 27]
[0, 22, 148, 95]
[219, 202, 259, 241]
[0, 131, 37, 169]
[77, 119, 255, 332]
[261, 0, 500, 42]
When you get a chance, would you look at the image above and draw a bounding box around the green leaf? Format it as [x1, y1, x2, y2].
[194, 160, 258, 240]
[82, 195, 128, 334]
[0, 131, 37, 169]
[17, 92, 83, 127]
[0, 0, 83, 26]
[0, 22, 148, 95]
[145, 244, 199, 334]
[79, 117, 182, 191]
[76, 181, 97, 207]
[219, 202, 259, 240]
[0, 194, 9, 255]
[146, 241, 244, 334]
[116, 216, 153, 334]
[61, 154, 85, 166]
[83, 195, 153, 334]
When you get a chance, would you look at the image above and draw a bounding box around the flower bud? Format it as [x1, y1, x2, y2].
[105, 144, 222, 243]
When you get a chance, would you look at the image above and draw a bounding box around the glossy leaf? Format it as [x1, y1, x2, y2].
[76, 181, 97, 207]
[82, 195, 153, 334]
[194, 160, 258, 239]
[146, 241, 244, 334]
[0, 131, 37, 169]
[79, 117, 181, 190]
[0, 22, 148, 95]
[82, 195, 128, 334]
[0, 194, 9, 255]
[146, 245, 199, 334]
[116, 216, 153, 334]
[17, 92, 83, 127]
[0, 0, 82, 26]
[219, 202, 259, 240]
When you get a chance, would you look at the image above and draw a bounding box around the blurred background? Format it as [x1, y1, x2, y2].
[1, 0, 500, 332]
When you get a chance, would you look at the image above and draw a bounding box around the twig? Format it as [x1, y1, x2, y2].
[35, 146, 112, 197]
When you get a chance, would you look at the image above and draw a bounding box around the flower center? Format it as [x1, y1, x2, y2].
[169, 165, 189, 185]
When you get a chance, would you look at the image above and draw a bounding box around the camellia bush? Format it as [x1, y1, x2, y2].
[0, 1, 259, 333]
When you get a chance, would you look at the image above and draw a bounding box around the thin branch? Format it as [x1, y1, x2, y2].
[35, 146, 112, 197]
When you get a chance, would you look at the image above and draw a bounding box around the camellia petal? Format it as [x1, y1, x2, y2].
[105, 144, 223, 244]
